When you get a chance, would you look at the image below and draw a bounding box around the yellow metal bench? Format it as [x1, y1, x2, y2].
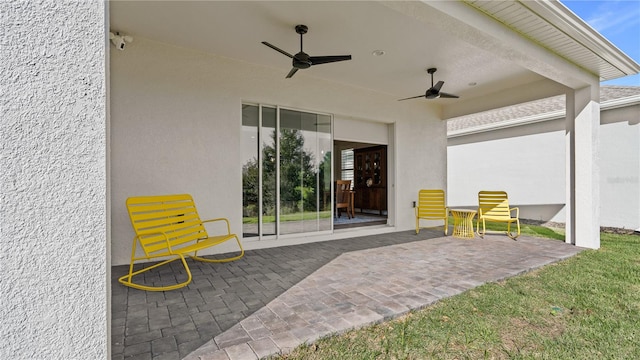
[119, 194, 244, 291]
[415, 189, 449, 235]
[477, 190, 520, 239]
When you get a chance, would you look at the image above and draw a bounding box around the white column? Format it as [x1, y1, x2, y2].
[566, 85, 601, 248]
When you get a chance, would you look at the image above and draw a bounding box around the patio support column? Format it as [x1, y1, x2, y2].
[565, 84, 600, 249]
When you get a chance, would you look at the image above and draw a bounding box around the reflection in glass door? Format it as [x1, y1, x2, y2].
[261, 107, 277, 236]
[242, 104, 332, 239]
[279, 109, 331, 235]
[241, 105, 259, 238]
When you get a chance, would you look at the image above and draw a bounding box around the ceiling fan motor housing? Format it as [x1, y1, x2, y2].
[293, 52, 312, 69]
[425, 90, 439, 99]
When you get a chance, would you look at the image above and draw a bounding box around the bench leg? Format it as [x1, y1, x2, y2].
[191, 235, 245, 263]
[118, 254, 192, 291]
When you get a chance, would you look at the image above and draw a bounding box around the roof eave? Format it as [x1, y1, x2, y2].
[523, 0, 640, 80]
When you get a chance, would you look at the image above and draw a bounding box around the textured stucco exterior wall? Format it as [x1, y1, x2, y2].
[447, 121, 566, 222]
[447, 103, 640, 231]
[110, 38, 446, 265]
[600, 104, 640, 230]
[1, 1, 107, 358]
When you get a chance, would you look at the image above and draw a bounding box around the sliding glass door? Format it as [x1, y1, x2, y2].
[242, 104, 332, 239]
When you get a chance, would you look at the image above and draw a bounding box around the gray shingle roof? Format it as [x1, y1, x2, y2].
[447, 85, 640, 132]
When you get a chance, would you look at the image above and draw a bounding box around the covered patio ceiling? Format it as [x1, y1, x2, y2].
[109, 1, 638, 118]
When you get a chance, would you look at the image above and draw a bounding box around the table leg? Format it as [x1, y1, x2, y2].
[452, 212, 475, 239]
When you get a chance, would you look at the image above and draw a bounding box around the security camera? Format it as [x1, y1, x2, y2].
[109, 31, 133, 51]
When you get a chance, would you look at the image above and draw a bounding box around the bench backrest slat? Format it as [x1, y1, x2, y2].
[478, 191, 512, 219]
[126, 194, 209, 256]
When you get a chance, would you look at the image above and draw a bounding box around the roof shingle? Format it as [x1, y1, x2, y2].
[447, 85, 640, 133]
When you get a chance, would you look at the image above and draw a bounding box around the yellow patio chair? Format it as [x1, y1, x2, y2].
[415, 189, 448, 235]
[119, 194, 244, 291]
[477, 190, 520, 239]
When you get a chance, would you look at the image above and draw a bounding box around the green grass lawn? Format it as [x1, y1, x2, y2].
[274, 225, 640, 359]
[243, 211, 332, 224]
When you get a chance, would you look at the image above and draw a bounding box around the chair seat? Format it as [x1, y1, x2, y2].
[169, 234, 236, 255]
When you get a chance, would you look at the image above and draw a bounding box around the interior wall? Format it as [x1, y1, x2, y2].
[333, 117, 390, 185]
[110, 38, 446, 265]
[334, 116, 389, 144]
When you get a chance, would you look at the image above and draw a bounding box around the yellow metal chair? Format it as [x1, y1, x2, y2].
[477, 190, 520, 239]
[119, 194, 244, 291]
[415, 189, 448, 235]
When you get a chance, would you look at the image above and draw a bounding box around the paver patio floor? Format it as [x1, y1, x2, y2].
[111, 228, 583, 360]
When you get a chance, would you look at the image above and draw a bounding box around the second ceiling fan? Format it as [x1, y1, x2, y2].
[398, 68, 460, 101]
[262, 24, 352, 78]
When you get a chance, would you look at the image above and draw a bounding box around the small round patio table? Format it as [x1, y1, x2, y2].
[450, 209, 477, 239]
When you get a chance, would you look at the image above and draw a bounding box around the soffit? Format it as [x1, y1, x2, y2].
[465, 0, 640, 81]
[109, 1, 541, 102]
[109, 1, 638, 110]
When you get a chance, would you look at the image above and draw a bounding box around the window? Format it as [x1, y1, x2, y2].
[341, 149, 354, 188]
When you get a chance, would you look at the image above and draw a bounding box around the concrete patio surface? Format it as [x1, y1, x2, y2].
[111, 228, 583, 360]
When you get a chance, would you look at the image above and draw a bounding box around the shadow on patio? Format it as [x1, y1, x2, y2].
[111, 228, 582, 360]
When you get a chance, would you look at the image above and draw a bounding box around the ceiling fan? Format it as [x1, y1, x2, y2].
[262, 24, 352, 78]
[398, 68, 460, 101]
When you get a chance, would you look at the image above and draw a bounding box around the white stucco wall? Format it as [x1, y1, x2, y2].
[448, 121, 566, 222]
[110, 38, 446, 265]
[1, 1, 108, 358]
[447, 103, 640, 231]
[600, 104, 640, 230]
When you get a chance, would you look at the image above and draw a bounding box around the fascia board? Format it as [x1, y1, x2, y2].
[523, 0, 640, 77]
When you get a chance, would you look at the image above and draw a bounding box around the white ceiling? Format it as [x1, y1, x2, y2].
[109, 1, 546, 103]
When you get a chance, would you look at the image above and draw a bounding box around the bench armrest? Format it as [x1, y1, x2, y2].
[135, 231, 173, 253]
[202, 217, 232, 235]
[510, 207, 519, 218]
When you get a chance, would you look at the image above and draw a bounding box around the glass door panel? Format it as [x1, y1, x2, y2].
[261, 107, 277, 236]
[316, 114, 332, 232]
[242, 104, 332, 239]
[241, 105, 259, 238]
[279, 109, 331, 235]
[279, 109, 306, 235]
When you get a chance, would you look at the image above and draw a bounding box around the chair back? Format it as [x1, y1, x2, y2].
[335, 180, 351, 208]
[126, 194, 207, 256]
[417, 189, 447, 219]
[478, 191, 512, 219]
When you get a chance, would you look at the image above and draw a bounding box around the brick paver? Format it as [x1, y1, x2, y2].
[112, 229, 582, 360]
